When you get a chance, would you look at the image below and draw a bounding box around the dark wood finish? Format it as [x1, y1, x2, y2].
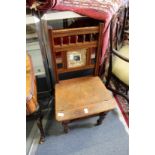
[86, 48, 91, 65]
[106, 6, 129, 102]
[62, 51, 67, 69]
[95, 23, 104, 76]
[107, 85, 129, 102]
[96, 112, 108, 125]
[37, 111, 45, 144]
[61, 111, 109, 133]
[62, 121, 70, 133]
[26, 109, 45, 144]
[48, 29, 59, 82]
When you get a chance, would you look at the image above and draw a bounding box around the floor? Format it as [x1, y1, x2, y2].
[26, 102, 128, 155]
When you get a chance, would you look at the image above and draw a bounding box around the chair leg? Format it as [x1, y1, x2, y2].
[37, 112, 45, 144]
[62, 121, 69, 133]
[96, 112, 108, 126]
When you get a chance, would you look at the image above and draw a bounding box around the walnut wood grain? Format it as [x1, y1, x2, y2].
[62, 51, 67, 69]
[48, 29, 59, 82]
[95, 23, 104, 75]
[86, 48, 91, 65]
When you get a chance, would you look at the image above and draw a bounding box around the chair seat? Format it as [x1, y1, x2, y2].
[55, 76, 116, 121]
[112, 45, 129, 85]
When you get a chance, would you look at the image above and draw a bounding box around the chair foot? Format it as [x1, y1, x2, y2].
[37, 114, 45, 144]
[96, 112, 108, 126]
[39, 136, 45, 144]
[62, 121, 69, 133]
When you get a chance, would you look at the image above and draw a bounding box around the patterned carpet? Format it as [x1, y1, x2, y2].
[109, 78, 129, 127]
[113, 4, 129, 127]
[115, 95, 129, 127]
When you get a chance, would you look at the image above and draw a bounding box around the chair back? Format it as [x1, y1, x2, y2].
[105, 6, 128, 87]
[110, 6, 127, 51]
[48, 23, 104, 83]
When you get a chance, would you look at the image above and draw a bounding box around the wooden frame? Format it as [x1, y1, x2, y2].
[47, 23, 117, 133]
[106, 6, 129, 102]
[48, 23, 104, 83]
[26, 53, 45, 144]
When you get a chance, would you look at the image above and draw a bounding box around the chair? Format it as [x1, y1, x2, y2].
[106, 6, 129, 102]
[48, 23, 116, 133]
[26, 53, 45, 144]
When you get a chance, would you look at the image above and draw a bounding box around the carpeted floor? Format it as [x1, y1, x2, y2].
[36, 109, 128, 155]
[115, 95, 129, 127]
[109, 78, 129, 127]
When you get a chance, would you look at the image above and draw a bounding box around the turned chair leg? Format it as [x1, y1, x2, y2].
[62, 121, 69, 133]
[37, 112, 45, 144]
[96, 112, 108, 126]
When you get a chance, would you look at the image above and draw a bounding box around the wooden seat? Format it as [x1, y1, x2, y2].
[48, 23, 116, 133]
[56, 76, 116, 121]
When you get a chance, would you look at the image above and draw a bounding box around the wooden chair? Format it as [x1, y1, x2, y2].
[106, 6, 129, 102]
[48, 23, 116, 133]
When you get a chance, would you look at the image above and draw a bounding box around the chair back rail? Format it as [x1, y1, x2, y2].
[48, 23, 104, 82]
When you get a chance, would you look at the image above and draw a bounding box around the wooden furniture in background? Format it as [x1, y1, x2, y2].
[106, 6, 129, 102]
[48, 23, 116, 133]
[26, 53, 45, 143]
